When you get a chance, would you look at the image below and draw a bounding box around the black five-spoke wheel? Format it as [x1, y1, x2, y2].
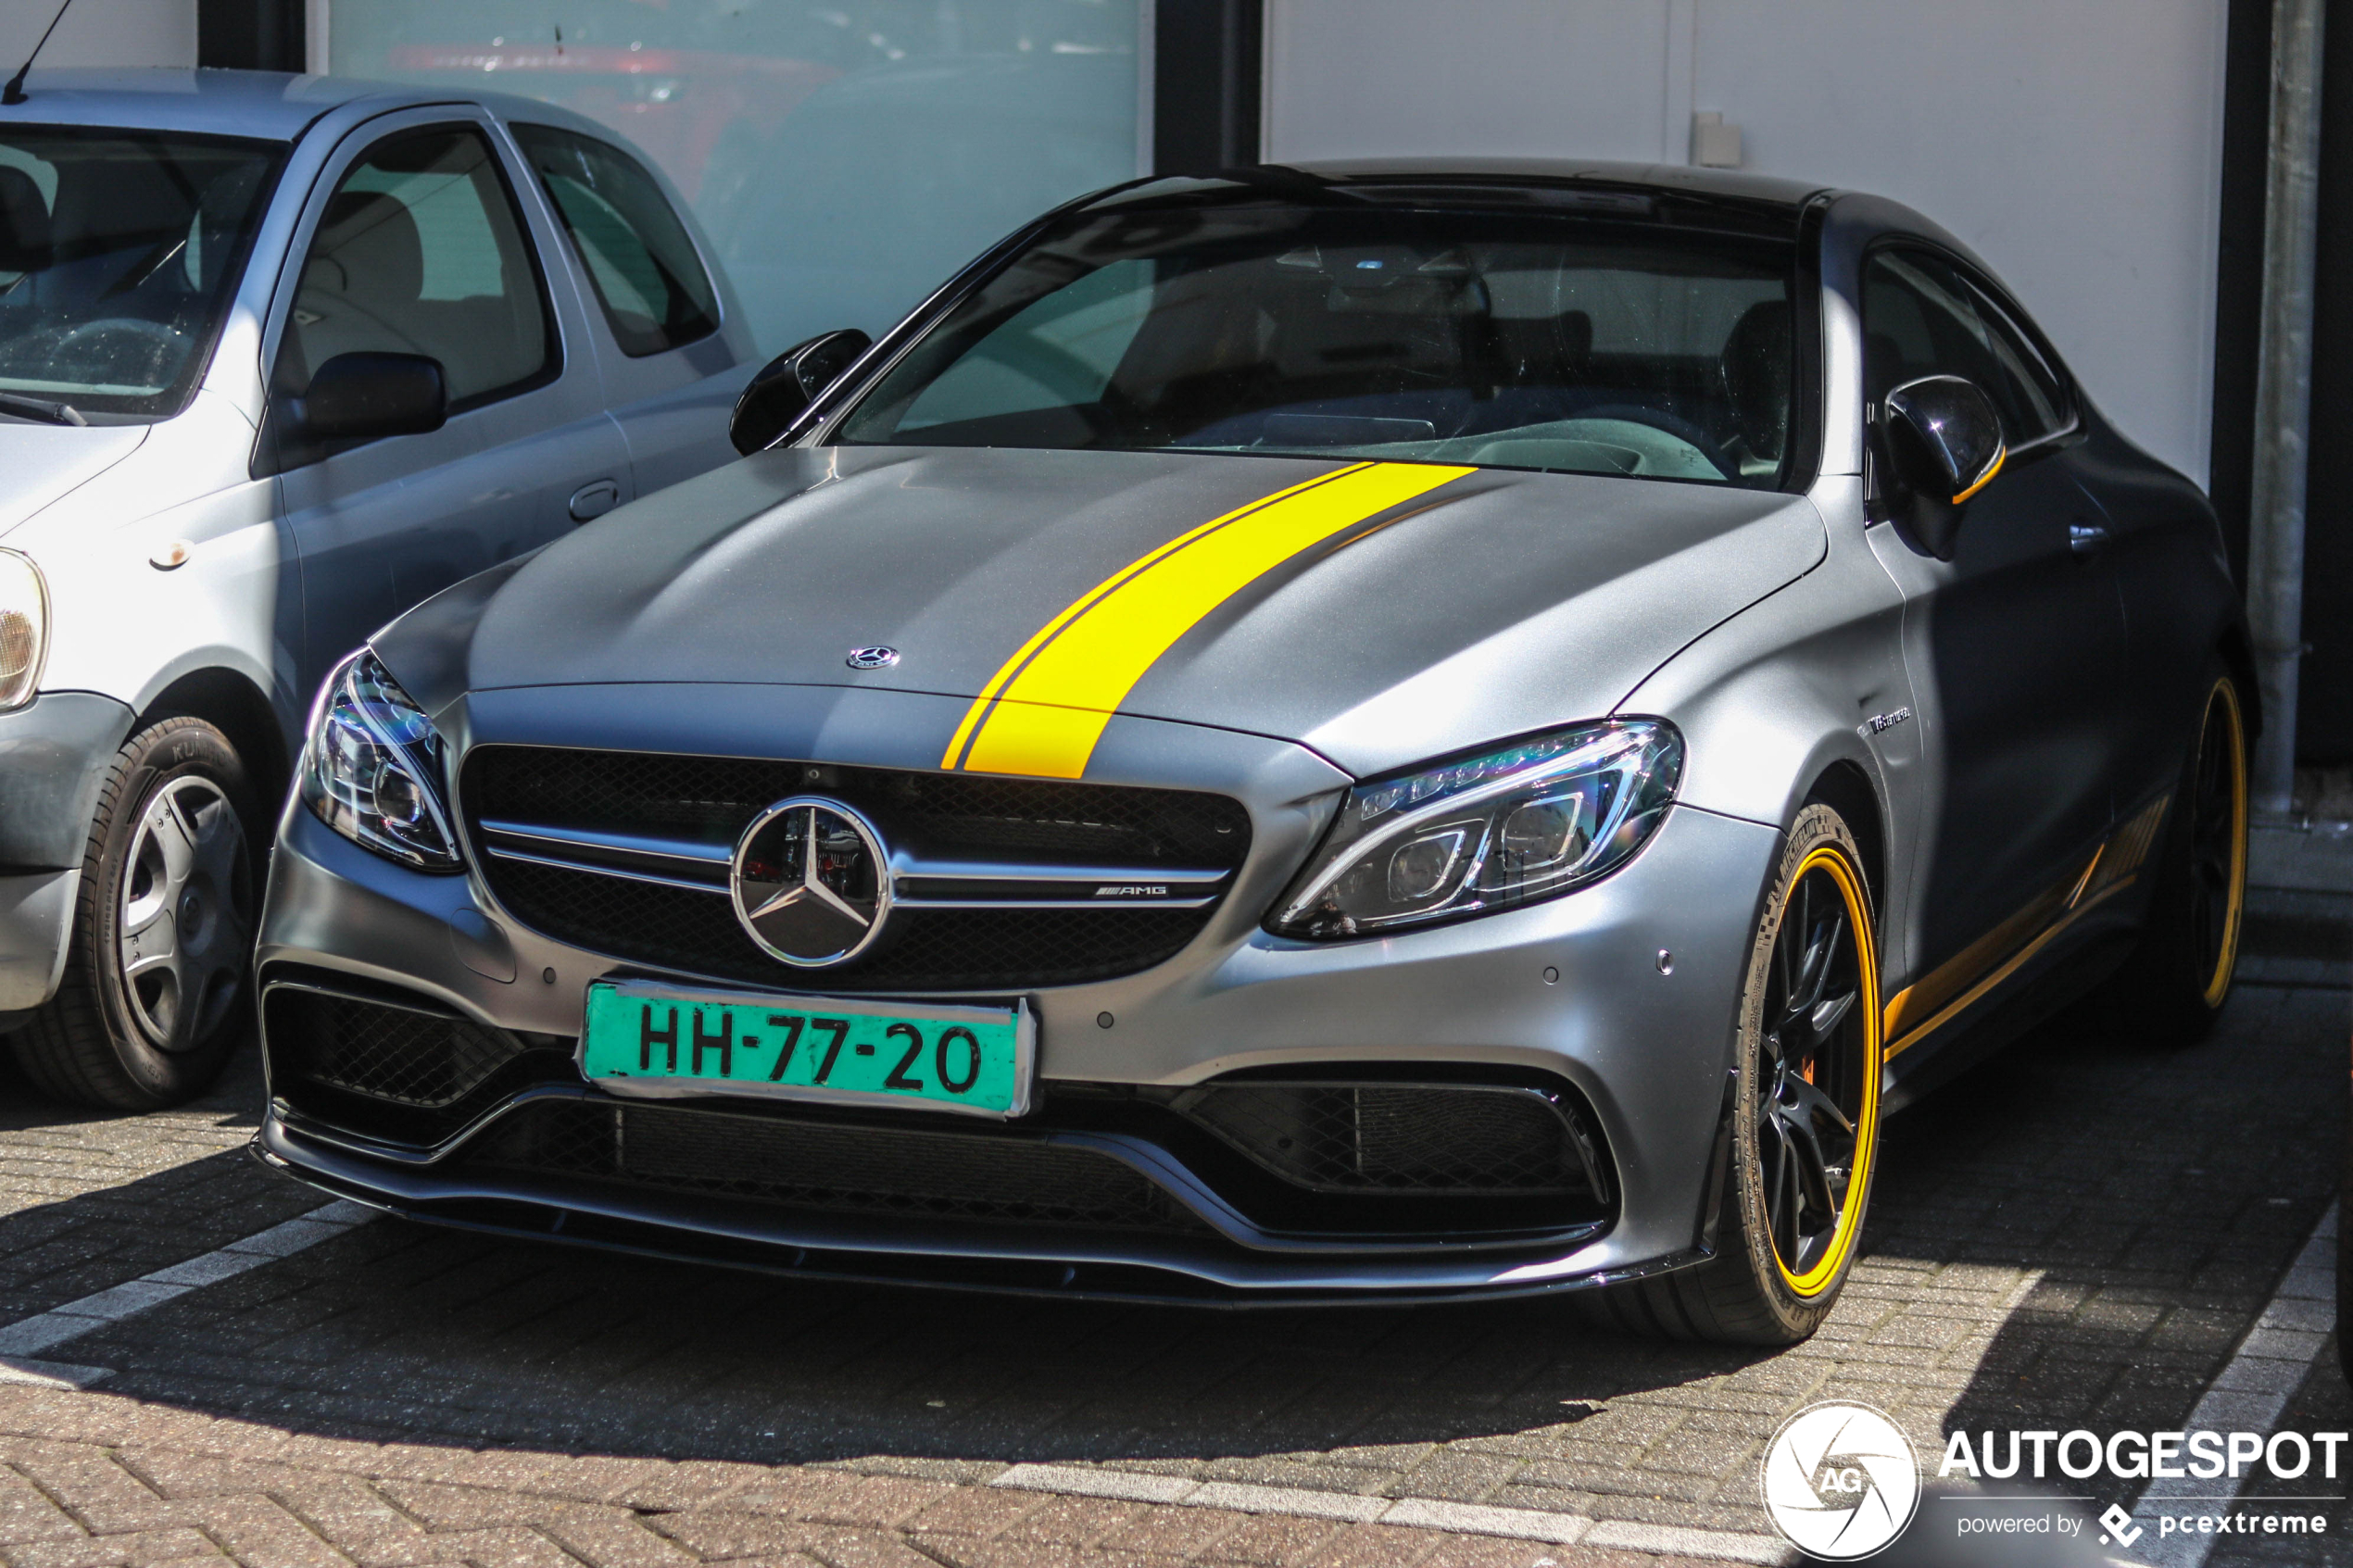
[1758, 853, 1871, 1286]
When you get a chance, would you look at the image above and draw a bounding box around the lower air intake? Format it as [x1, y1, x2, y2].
[462, 1098, 1213, 1236]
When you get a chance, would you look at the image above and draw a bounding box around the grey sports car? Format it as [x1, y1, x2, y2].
[253, 161, 2249, 1342]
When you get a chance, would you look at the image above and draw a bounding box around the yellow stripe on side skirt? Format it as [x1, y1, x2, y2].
[943, 461, 1474, 779]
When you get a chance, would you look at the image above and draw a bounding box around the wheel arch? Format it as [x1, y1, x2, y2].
[1799, 759, 1889, 929]
[135, 667, 292, 814]
[2218, 620, 2263, 743]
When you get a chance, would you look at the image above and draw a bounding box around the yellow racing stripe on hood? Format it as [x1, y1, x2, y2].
[943, 461, 1475, 779]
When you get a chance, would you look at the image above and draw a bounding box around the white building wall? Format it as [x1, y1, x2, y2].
[1265, 0, 2231, 487]
[0, 0, 198, 70]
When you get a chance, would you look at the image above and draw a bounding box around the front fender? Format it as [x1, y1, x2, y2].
[1618, 487, 1922, 980]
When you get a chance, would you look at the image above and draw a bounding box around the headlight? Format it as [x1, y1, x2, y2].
[300, 651, 462, 871]
[1267, 721, 1682, 939]
[0, 550, 48, 711]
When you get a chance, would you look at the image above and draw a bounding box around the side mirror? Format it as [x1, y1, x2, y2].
[1880, 375, 2005, 559]
[291, 352, 448, 445]
[729, 328, 872, 456]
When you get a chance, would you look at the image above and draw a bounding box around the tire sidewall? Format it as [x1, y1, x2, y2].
[76, 719, 258, 1101]
[1726, 804, 1881, 1340]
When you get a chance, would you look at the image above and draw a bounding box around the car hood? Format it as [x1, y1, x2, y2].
[381, 445, 1824, 780]
[0, 423, 149, 536]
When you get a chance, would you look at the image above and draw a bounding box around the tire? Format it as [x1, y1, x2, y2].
[2099, 671, 2250, 1049]
[1580, 804, 1884, 1344]
[11, 718, 259, 1110]
[2340, 1081, 2351, 1387]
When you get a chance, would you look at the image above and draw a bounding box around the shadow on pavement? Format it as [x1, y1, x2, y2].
[0, 985, 2335, 1538]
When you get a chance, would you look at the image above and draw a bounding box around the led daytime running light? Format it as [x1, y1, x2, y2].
[1270, 721, 1681, 939]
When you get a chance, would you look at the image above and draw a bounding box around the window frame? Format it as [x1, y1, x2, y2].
[509, 121, 723, 361]
[272, 119, 564, 422]
[1858, 237, 2080, 458]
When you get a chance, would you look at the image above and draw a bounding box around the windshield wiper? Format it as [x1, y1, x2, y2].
[0, 392, 87, 426]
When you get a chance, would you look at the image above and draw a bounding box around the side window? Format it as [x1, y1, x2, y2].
[1861, 249, 2061, 445]
[1957, 275, 2070, 442]
[513, 125, 719, 358]
[281, 126, 553, 408]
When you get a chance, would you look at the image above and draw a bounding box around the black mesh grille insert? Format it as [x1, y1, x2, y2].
[462, 746, 1251, 991]
[262, 978, 578, 1148]
[462, 1098, 1212, 1235]
[1168, 1084, 1604, 1196]
[267, 986, 524, 1108]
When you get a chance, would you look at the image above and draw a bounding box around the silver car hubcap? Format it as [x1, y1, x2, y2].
[118, 775, 251, 1051]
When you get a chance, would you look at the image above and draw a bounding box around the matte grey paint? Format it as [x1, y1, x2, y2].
[378, 445, 1823, 781]
[259, 160, 2246, 1298]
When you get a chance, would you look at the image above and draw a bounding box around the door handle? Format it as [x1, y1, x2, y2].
[569, 480, 622, 522]
[2069, 520, 2110, 556]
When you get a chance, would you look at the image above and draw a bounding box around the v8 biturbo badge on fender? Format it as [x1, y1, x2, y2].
[729, 797, 892, 967]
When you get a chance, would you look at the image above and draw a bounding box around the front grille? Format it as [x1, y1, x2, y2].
[461, 1098, 1212, 1235]
[1165, 1083, 1607, 1198]
[262, 976, 575, 1146]
[462, 746, 1252, 991]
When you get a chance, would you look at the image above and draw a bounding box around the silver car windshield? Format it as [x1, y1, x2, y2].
[0, 127, 282, 420]
[838, 202, 1797, 488]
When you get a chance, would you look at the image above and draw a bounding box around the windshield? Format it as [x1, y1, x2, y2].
[837, 200, 1798, 487]
[0, 127, 282, 420]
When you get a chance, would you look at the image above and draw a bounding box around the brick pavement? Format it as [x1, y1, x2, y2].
[0, 978, 2342, 1568]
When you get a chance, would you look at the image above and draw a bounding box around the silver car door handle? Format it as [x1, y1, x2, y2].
[569, 480, 623, 522]
[2069, 521, 2110, 555]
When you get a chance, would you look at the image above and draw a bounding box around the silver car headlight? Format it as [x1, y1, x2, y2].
[300, 651, 462, 872]
[1268, 721, 1682, 939]
[0, 550, 48, 711]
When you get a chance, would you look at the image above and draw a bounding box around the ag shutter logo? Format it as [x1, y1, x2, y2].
[1761, 1402, 1922, 1560]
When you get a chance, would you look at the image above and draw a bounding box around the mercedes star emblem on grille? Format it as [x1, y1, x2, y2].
[729, 797, 893, 967]
[845, 646, 900, 670]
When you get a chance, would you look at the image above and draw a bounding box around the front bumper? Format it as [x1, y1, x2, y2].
[0, 692, 132, 1012]
[256, 695, 1780, 1300]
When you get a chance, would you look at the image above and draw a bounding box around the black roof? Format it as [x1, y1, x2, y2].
[1079, 157, 1827, 238]
[1285, 157, 1829, 208]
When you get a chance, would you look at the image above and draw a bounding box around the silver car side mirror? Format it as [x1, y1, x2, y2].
[1881, 374, 2005, 559]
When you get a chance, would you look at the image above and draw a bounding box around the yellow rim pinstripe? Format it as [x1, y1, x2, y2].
[1773, 845, 1881, 1299]
[941, 461, 1475, 780]
[2202, 678, 2249, 1010]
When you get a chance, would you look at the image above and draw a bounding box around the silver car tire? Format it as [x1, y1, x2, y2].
[1581, 804, 1884, 1344]
[11, 718, 257, 1110]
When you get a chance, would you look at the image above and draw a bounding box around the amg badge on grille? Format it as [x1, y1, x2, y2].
[730, 797, 893, 967]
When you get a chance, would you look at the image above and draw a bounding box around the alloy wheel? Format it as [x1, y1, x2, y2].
[118, 774, 252, 1051]
[1756, 850, 1879, 1292]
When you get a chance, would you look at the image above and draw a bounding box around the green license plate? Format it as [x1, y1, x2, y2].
[578, 980, 1034, 1118]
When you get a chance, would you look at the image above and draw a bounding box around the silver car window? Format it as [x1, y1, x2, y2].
[512, 123, 719, 358]
[0, 127, 280, 420]
[278, 125, 554, 408]
[838, 205, 1799, 490]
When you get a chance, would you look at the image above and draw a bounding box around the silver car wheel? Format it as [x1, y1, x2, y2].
[119, 774, 252, 1051]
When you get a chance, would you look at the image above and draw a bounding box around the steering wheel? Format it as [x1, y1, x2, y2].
[1575, 403, 1743, 482]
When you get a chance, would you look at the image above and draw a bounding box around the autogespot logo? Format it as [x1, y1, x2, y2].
[1761, 1402, 1922, 1560]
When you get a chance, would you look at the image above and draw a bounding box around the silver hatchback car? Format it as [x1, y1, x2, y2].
[254, 162, 2247, 1342]
[0, 70, 755, 1107]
